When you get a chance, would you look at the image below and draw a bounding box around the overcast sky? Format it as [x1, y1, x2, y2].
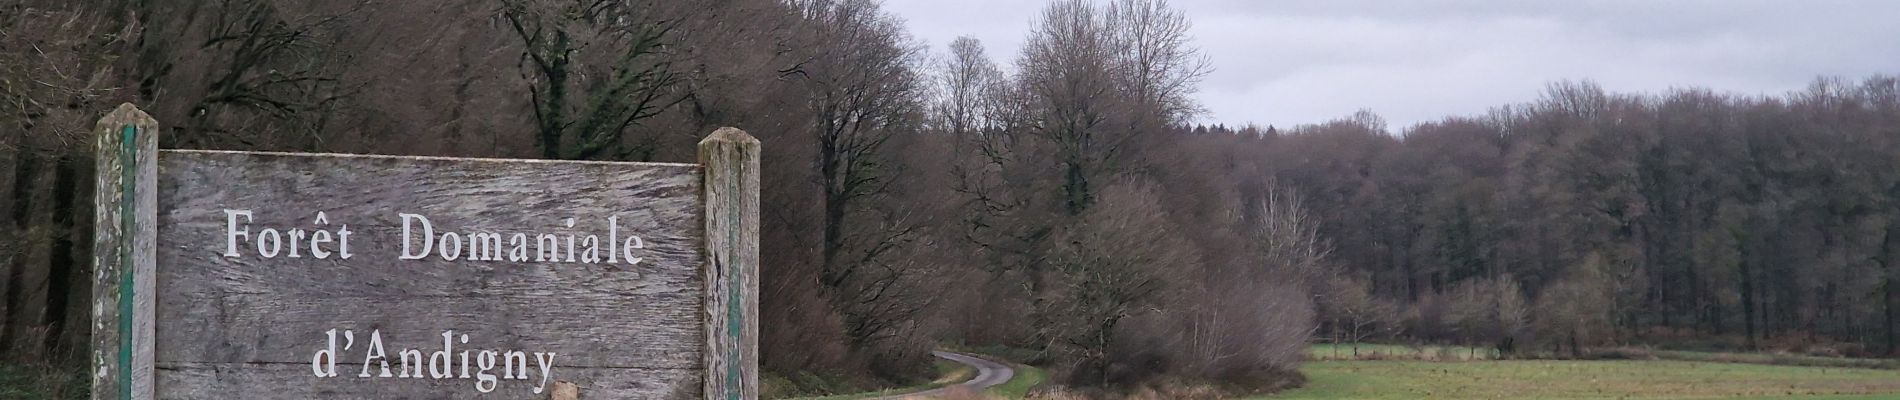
[882, 0, 1900, 130]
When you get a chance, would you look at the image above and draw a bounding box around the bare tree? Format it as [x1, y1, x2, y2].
[499, 0, 683, 160]
[1104, 0, 1208, 123]
[1179, 184, 1325, 377]
[1492, 276, 1530, 356]
[1019, 0, 1120, 215]
[784, 0, 943, 365]
[1017, 0, 1206, 216]
[1250, 183, 1331, 284]
[1533, 253, 1617, 356]
[931, 36, 1004, 136]
[1040, 179, 1193, 386]
[127, 0, 368, 150]
[1443, 277, 1526, 358]
[1316, 275, 1392, 358]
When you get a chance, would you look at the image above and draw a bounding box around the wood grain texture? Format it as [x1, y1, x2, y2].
[152, 149, 707, 398]
[154, 363, 698, 399]
[699, 128, 760, 400]
[91, 103, 158, 400]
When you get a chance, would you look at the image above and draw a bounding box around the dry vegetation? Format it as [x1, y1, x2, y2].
[4, 0, 1316, 396]
[1270, 360, 1900, 399]
[7, 0, 1900, 398]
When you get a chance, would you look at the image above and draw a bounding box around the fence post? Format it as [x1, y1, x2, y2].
[699, 127, 760, 400]
[91, 103, 157, 400]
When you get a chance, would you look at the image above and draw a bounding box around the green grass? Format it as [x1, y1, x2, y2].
[987, 362, 1047, 399]
[1263, 359, 1900, 399]
[1650, 349, 1900, 370]
[1307, 343, 1497, 361]
[951, 344, 1050, 399]
[953, 343, 1045, 365]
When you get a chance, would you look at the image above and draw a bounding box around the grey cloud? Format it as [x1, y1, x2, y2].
[883, 0, 1900, 129]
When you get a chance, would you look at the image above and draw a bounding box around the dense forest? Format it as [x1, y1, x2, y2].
[4, 0, 1900, 398]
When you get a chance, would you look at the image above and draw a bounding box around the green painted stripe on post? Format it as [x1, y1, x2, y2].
[723, 163, 743, 400]
[116, 124, 137, 400]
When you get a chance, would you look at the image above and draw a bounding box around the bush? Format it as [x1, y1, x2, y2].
[1038, 180, 1197, 387]
[1318, 274, 1398, 346]
[1531, 253, 1617, 356]
[1112, 184, 1320, 388]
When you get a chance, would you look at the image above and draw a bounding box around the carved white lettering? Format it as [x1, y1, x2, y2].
[429, 331, 454, 379]
[470, 232, 502, 261]
[536, 234, 559, 262]
[223, 209, 252, 257]
[440, 232, 462, 261]
[287, 228, 305, 258]
[399, 213, 433, 260]
[509, 233, 528, 262]
[312, 329, 559, 394]
[624, 235, 645, 266]
[399, 349, 424, 378]
[221, 210, 352, 260]
[311, 329, 337, 377]
[476, 351, 498, 393]
[257, 228, 282, 258]
[504, 351, 527, 380]
[359, 330, 389, 378]
[533, 352, 556, 394]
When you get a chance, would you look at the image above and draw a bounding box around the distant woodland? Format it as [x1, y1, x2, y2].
[4, 0, 1900, 397]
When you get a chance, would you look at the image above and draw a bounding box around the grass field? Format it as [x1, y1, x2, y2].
[1307, 343, 1497, 361]
[987, 362, 1047, 398]
[1264, 359, 1900, 399]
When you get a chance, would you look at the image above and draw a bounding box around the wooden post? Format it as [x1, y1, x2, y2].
[699, 127, 760, 400]
[91, 103, 157, 400]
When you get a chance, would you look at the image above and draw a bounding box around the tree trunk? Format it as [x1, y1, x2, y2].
[1740, 256, 1758, 351]
[1350, 317, 1361, 357]
[1401, 257, 1418, 302]
[1882, 221, 1899, 356]
[1569, 329, 1581, 358]
[1063, 160, 1089, 215]
[1886, 271, 1896, 356]
[1688, 261, 1704, 334]
[1740, 231, 1755, 350]
[535, 33, 571, 160]
[819, 126, 845, 287]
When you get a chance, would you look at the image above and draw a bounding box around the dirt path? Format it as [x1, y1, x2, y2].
[869, 351, 1015, 399]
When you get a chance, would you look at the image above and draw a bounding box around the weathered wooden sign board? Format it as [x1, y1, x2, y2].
[89, 104, 759, 399]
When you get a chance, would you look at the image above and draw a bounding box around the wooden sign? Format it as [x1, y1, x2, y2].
[89, 104, 759, 399]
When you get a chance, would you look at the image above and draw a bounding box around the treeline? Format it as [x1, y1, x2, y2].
[1270, 78, 1900, 359]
